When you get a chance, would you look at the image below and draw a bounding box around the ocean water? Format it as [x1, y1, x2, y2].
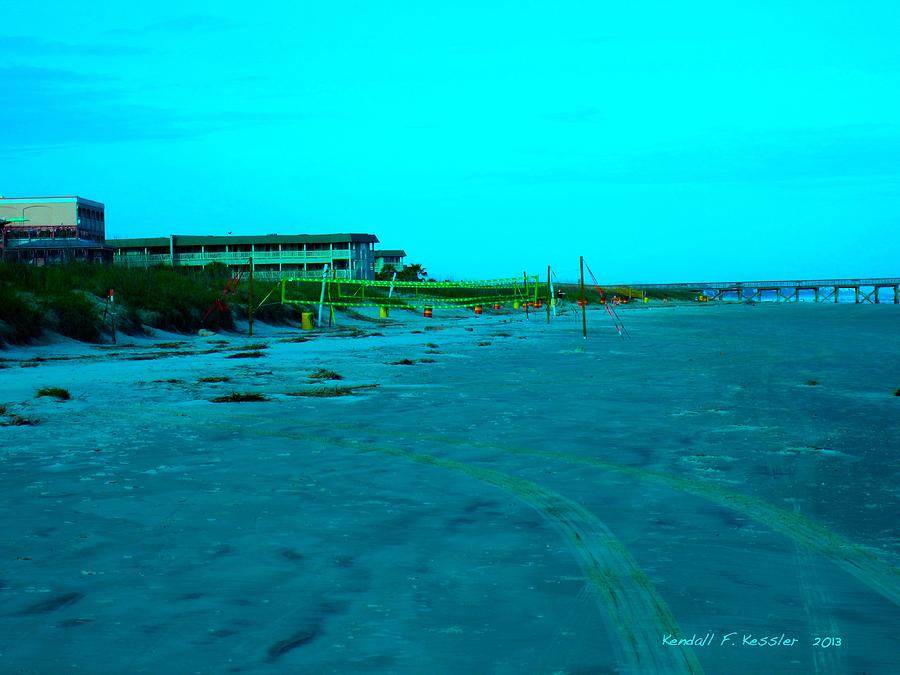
[1, 303, 898, 674]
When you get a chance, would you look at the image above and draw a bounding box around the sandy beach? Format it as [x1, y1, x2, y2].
[2, 302, 899, 674]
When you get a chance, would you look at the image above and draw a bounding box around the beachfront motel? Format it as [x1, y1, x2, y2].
[0, 196, 112, 264]
[374, 249, 407, 274]
[108, 234, 381, 280]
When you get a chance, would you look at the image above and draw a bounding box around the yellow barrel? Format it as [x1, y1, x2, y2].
[424, 306, 433, 318]
[474, 305, 483, 315]
[513, 301, 520, 310]
[379, 306, 389, 318]
[301, 312, 314, 330]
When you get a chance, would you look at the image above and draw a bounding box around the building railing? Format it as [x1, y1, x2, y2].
[113, 250, 365, 262]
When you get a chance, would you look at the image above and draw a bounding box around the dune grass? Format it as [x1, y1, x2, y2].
[287, 384, 378, 398]
[36, 387, 71, 400]
[309, 368, 343, 380]
[211, 392, 269, 403]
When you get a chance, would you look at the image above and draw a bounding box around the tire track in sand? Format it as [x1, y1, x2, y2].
[343, 439, 705, 675]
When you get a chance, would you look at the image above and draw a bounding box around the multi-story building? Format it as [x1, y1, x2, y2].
[0, 196, 112, 264]
[374, 249, 407, 274]
[108, 233, 379, 280]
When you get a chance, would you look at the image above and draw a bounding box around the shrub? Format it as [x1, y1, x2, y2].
[0, 287, 43, 344]
[44, 292, 101, 342]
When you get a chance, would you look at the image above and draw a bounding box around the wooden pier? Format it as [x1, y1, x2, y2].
[624, 278, 900, 303]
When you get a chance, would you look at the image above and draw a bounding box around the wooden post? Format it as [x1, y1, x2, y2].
[895, 285, 899, 304]
[109, 289, 117, 344]
[580, 256, 587, 339]
[834, 286, 839, 303]
[523, 271, 529, 319]
[815, 287, 820, 303]
[317, 264, 329, 327]
[546, 265, 551, 324]
[248, 256, 254, 336]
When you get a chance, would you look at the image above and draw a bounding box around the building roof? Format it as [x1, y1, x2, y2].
[375, 249, 407, 257]
[0, 196, 105, 208]
[108, 233, 379, 248]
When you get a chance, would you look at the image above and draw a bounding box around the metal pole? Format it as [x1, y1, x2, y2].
[580, 256, 587, 339]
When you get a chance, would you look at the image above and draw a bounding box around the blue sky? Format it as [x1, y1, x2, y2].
[3, 1, 899, 282]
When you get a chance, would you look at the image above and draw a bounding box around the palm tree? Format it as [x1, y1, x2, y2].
[397, 263, 427, 282]
[375, 263, 397, 281]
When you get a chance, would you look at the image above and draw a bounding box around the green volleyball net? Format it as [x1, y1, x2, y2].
[279, 274, 547, 310]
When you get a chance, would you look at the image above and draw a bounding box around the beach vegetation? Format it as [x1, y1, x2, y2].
[309, 368, 343, 380]
[211, 392, 268, 403]
[0, 261, 245, 342]
[0, 286, 43, 345]
[241, 342, 269, 350]
[1, 412, 38, 426]
[36, 387, 71, 400]
[287, 384, 378, 397]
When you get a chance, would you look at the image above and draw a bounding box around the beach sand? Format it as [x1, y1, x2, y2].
[1, 302, 898, 674]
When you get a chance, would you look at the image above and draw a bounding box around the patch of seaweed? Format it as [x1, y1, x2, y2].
[390, 359, 416, 366]
[226, 351, 266, 359]
[198, 376, 231, 383]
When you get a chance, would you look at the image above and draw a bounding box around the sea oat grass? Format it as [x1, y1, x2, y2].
[211, 392, 268, 403]
[36, 387, 71, 400]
